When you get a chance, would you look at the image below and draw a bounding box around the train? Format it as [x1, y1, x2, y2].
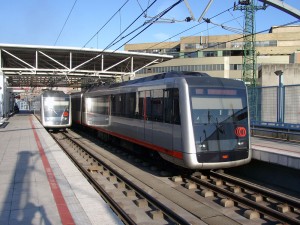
[33, 90, 72, 130]
[71, 71, 251, 169]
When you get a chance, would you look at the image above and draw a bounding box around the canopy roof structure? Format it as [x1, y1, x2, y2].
[0, 44, 172, 88]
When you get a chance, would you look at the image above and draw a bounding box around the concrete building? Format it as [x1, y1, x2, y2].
[124, 25, 300, 86]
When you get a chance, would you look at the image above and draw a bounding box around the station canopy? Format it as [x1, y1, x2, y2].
[0, 44, 172, 88]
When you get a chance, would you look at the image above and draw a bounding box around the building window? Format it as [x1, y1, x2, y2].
[184, 43, 201, 50]
[231, 42, 244, 48]
[203, 51, 217, 57]
[230, 64, 243, 70]
[255, 40, 277, 47]
[184, 52, 198, 58]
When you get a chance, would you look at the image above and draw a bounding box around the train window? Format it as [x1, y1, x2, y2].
[137, 91, 144, 119]
[173, 89, 181, 125]
[163, 88, 181, 124]
[98, 96, 109, 115]
[164, 89, 172, 123]
[111, 95, 116, 116]
[112, 94, 125, 116]
[152, 90, 164, 122]
[107, 89, 182, 124]
[145, 91, 152, 120]
[84, 97, 95, 113]
[125, 93, 136, 118]
[82, 98, 86, 113]
[190, 87, 247, 124]
[44, 97, 70, 118]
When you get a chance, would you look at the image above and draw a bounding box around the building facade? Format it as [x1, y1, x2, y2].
[124, 25, 300, 86]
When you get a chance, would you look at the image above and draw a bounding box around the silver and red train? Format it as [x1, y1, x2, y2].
[71, 71, 251, 169]
[33, 90, 72, 130]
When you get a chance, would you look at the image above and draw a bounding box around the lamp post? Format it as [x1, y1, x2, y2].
[274, 70, 284, 123]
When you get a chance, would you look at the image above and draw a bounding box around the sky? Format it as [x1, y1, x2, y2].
[0, 0, 299, 51]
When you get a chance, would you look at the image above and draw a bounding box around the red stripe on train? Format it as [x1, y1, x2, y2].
[83, 123, 183, 160]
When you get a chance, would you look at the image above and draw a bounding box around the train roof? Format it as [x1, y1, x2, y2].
[110, 71, 210, 88]
[82, 71, 210, 93]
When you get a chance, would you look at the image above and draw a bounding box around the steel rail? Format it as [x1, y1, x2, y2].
[189, 174, 300, 225]
[210, 170, 300, 210]
[59, 132, 191, 225]
[51, 132, 136, 225]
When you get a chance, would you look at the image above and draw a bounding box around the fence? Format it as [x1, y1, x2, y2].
[248, 85, 300, 130]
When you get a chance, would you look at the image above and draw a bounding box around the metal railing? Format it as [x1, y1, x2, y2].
[249, 84, 300, 127]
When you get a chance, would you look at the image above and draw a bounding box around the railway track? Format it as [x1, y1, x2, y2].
[51, 129, 300, 225]
[50, 130, 194, 225]
[174, 170, 300, 224]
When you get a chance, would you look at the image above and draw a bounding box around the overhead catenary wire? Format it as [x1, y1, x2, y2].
[102, 0, 159, 52]
[85, 0, 182, 55]
[142, 6, 300, 56]
[70, 0, 175, 72]
[113, 0, 184, 52]
[144, 6, 236, 51]
[203, 17, 243, 34]
[136, 0, 151, 17]
[82, 0, 130, 48]
[54, 0, 78, 46]
[134, 2, 299, 60]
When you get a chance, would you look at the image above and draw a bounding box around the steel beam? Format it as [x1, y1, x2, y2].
[259, 0, 300, 19]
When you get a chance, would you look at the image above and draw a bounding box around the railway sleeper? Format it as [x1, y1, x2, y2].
[220, 198, 234, 208]
[212, 179, 223, 186]
[149, 210, 164, 220]
[114, 200, 155, 224]
[244, 209, 260, 219]
[201, 189, 214, 198]
[171, 176, 183, 182]
[251, 194, 263, 202]
[107, 175, 117, 183]
[87, 165, 102, 173]
[115, 181, 126, 189]
[277, 204, 290, 213]
[185, 182, 197, 190]
[230, 186, 242, 194]
[123, 190, 136, 198]
[134, 199, 148, 208]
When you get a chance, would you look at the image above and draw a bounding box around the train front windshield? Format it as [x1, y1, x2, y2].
[190, 87, 249, 162]
[43, 97, 70, 124]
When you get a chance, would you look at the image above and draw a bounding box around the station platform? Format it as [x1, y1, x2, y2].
[0, 113, 122, 225]
[251, 137, 300, 170]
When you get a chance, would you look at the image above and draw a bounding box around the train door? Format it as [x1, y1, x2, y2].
[135, 91, 144, 140]
[144, 90, 153, 143]
[172, 89, 181, 152]
[152, 89, 173, 150]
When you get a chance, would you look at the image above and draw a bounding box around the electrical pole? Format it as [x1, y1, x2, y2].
[234, 0, 266, 87]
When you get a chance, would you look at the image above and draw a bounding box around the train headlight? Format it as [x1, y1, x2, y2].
[196, 143, 207, 152]
[238, 141, 244, 146]
[201, 144, 207, 149]
[237, 139, 247, 149]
